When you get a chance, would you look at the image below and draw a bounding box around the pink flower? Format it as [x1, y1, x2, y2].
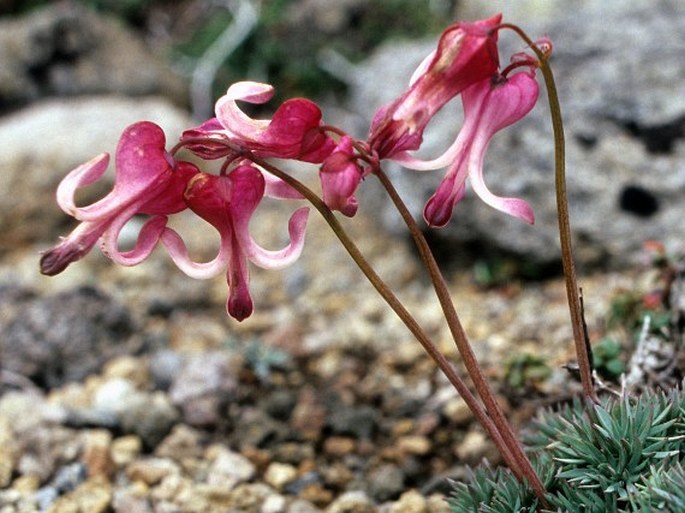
[182, 81, 336, 163]
[368, 14, 502, 159]
[393, 69, 540, 228]
[40, 121, 199, 275]
[319, 136, 367, 216]
[160, 163, 309, 321]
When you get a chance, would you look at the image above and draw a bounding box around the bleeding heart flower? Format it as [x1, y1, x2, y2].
[368, 14, 502, 159]
[182, 81, 336, 163]
[40, 121, 199, 275]
[393, 69, 540, 227]
[160, 163, 309, 321]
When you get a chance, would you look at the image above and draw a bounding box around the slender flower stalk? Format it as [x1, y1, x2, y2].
[248, 155, 526, 481]
[500, 24, 597, 403]
[374, 168, 548, 503]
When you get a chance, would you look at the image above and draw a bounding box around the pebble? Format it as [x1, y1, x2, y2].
[111, 436, 142, 468]
[387, 490, 427, 513]
[441, 397, 473, 427]
[81, 430, 115, 479]
[454, 430, 492, 465]
[323, 436, 357, 456]
[367, 464, 405, 503]
[264, 462, 299, 491]
[205, 445, 256, 489]
[396, 436, 432, 456]
[326, 491, 377, 513]
[0, 418, 16, 487]
[126, 458, 180, 486]
[47, 477, 112, 513]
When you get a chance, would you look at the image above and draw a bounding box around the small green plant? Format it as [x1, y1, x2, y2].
[504, 353, 552, 392]
[448, 387, 685, 512]
[592, 337, 626, 380]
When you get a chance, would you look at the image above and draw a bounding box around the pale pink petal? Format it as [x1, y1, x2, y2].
[160, 228, 230, 279]
[215, 81, 274, 139]
[467, 146, 535, 224]
[100, 212, 168, 266]
[56, 153, 110, 219]
[262, 173, 304, 200]
[239, 207, 310, 269]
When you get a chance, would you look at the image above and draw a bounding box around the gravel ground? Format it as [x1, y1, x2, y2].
[0, 197, 639, 513]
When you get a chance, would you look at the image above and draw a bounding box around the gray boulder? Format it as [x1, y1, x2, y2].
[0, 2, 187, 111]
[347, 0, 685, 269]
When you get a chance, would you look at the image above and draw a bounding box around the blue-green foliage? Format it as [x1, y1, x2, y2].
[448, 388, 685, 513]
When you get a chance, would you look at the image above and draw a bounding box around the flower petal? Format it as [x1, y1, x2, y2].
[368, 14, 502, 158]
[160, 227, 230, 279]
[56, 153, 110, 218]
[39, 219, 108, 275]
[240, 207, 310, 269]
[100, 211, 168, 266]
[74, 122, 174, 222]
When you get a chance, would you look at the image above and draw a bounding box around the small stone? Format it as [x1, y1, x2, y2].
[126, 458, 180, 486]
[0, 418, 16, 487]
[397, 436, 431, 456]
[454, 430, 491, 465]
[47, 477, 112, 513]
[111, 436, 142, 468]
[206, 445, 256, 490]
[367, 464, 405, 503]
[389, 490, 427, 513]
[119, 392, 179, 449]
[426, 494, 450, 513]
[81, 430, 115, 479]
[261, 493, 288, 513]
[323, 436, 356, 456]
[299, 483, 333, 508]
[154, 424, 205, 461]
[112, 486, 153, 513]
[264, 462, 298, 491]
[326, 491, 376, 513]
[442, 398, 472, 426]
[287, 499, 322, 513]
[102, 356, 150, 389]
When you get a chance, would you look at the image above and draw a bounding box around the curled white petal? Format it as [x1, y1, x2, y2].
[56, 153, 110, 218]
[241, 207, 309, 269]
[160, 227, 230, 279]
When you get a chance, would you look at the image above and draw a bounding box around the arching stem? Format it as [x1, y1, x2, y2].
[500, 23, 597, 403]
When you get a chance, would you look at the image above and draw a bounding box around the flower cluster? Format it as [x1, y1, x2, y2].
[41, 14, 548, 320]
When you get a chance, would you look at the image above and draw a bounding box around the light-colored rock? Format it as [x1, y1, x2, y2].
[264, 462, 299, 492]
[205, 445, 256, 490]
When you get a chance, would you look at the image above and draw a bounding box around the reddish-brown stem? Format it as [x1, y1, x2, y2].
[500, 23, 597, 403]
[248, 155, 524, 480]
[374, 169, 548, 504]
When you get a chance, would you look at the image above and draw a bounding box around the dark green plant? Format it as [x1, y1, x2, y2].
[592, 338, 625, 380]
[449, 388, 685, 512]
[504, 353, 552, 392]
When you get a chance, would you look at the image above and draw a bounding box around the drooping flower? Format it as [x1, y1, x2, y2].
[182, 81, 336, 163]
[40, 121, 199, 275]
[160, 163, 309, 321]
[393, 69, 540, 228]
[319, 136, 367, 216]
[368, 14, 502, 159]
